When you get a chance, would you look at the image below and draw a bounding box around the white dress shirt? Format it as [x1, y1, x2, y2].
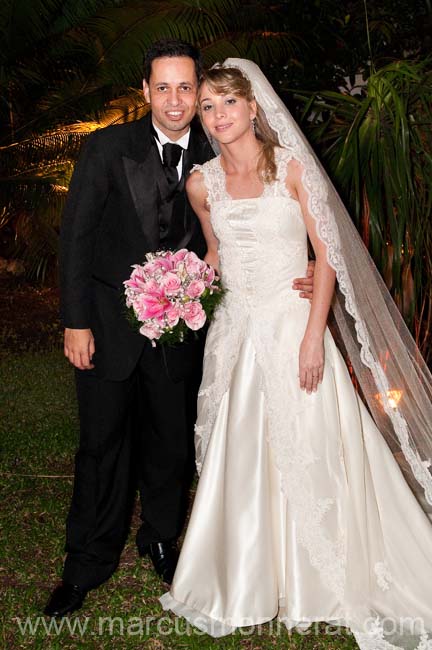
[152, 123, 191, 181]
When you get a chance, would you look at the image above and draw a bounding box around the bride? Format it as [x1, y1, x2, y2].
[160, 59, 432, 649]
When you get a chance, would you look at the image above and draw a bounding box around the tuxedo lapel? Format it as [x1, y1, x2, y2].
[122, 115, 213, 253]
[122, 115, 161, 249]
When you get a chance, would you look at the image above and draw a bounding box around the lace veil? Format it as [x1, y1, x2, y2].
[222, 57, 432, 517]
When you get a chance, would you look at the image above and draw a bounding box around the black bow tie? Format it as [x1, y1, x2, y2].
[162, 142, 184, 169]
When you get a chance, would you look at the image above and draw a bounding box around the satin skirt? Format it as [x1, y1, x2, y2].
[160, 335, 432, 644]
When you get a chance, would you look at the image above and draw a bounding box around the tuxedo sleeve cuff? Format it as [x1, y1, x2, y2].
[60, 306, 91, 330]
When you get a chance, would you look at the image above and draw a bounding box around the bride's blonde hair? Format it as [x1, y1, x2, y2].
[199, 65, 281, 183]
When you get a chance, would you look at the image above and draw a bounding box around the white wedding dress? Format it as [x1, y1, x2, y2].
[160, 148, 432, 649]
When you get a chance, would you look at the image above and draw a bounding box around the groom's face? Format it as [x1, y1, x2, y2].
[143, 56, 198, 140]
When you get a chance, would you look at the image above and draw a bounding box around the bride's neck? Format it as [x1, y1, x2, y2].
[219, 136, 262, 174]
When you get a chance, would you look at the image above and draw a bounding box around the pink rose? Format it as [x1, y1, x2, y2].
[124, 265, 147, 290]
[153, 313, 167, 327]
[186, 279, 205, 299]
[184, 251, 207, 277]
[203, 266, 215, 287]
[172, 249, 188, 265]
[139, 322, 161, 340]
[143, 257, 172, 277]
[162, 252, 175, 266]
[161, 272, 182, 296]
[133, 296, 146, 321]
[183, 301, 206, 331]
[142, 278, 160, 294]
[166, 303, 182, 327]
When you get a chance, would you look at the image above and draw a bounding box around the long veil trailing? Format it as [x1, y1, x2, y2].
[221, 58, 432, 516]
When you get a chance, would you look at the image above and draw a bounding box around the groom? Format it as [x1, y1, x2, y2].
[44, 38, 314, 617]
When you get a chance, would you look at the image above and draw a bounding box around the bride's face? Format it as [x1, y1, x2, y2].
[199, 82, 256, 145]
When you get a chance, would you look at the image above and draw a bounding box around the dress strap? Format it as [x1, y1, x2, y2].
[273, 146, 297, 199]
[190, 156, 227, 206]
[190, 163, 204, 175]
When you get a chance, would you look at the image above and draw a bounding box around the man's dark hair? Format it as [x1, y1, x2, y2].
[143, 39, 202, 82]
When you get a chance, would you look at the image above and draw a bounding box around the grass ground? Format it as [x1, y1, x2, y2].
[0, 285, 358, 650]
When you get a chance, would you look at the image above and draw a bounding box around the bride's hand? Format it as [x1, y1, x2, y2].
[299, 335, 324, 393]
[204, 251, 220, 276]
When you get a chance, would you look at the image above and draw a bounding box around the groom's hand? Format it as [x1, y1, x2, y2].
[292, 260, 315, 300]
[64, 328, 95, 370]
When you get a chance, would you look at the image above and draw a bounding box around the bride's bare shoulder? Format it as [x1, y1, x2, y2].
[276, 147, 303, 175]
[186, 168, 209, 208]
[186, 168, 206, 191]
[279, 152, 304, 199]
[285, 155, 303, 172]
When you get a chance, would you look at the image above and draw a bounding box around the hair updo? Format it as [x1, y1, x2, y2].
[199, 65, 281, 183]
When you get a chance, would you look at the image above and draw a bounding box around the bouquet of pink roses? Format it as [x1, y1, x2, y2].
[124, 249, 223, 346]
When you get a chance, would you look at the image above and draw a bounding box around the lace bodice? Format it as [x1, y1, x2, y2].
[192, 147, 309, 311]
[193, 145, 315, 472]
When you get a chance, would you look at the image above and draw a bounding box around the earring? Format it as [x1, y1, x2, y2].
[251, 118, 256, 135]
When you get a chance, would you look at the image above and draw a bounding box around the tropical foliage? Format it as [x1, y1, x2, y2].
[1, 0, 431, 361]
[0, 0, 301, 280]
[270, 0, 431, 95]
[295, 60, 432, 362]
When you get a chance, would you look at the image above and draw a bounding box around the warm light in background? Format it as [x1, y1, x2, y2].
[374, 389, 403, 410]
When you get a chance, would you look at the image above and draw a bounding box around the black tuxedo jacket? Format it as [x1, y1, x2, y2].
[60, 113, 215, 380]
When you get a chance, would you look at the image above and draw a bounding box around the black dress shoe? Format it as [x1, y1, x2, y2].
[140, 540, 179, 585]
[43, 582, 87, 617]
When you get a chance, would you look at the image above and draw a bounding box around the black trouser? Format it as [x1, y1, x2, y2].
[62, 342, 201, 591]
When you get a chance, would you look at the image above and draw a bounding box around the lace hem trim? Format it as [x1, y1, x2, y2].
[160, 592, 432, 649]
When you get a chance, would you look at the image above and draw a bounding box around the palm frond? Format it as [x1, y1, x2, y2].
[294, 59, 432, 360]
